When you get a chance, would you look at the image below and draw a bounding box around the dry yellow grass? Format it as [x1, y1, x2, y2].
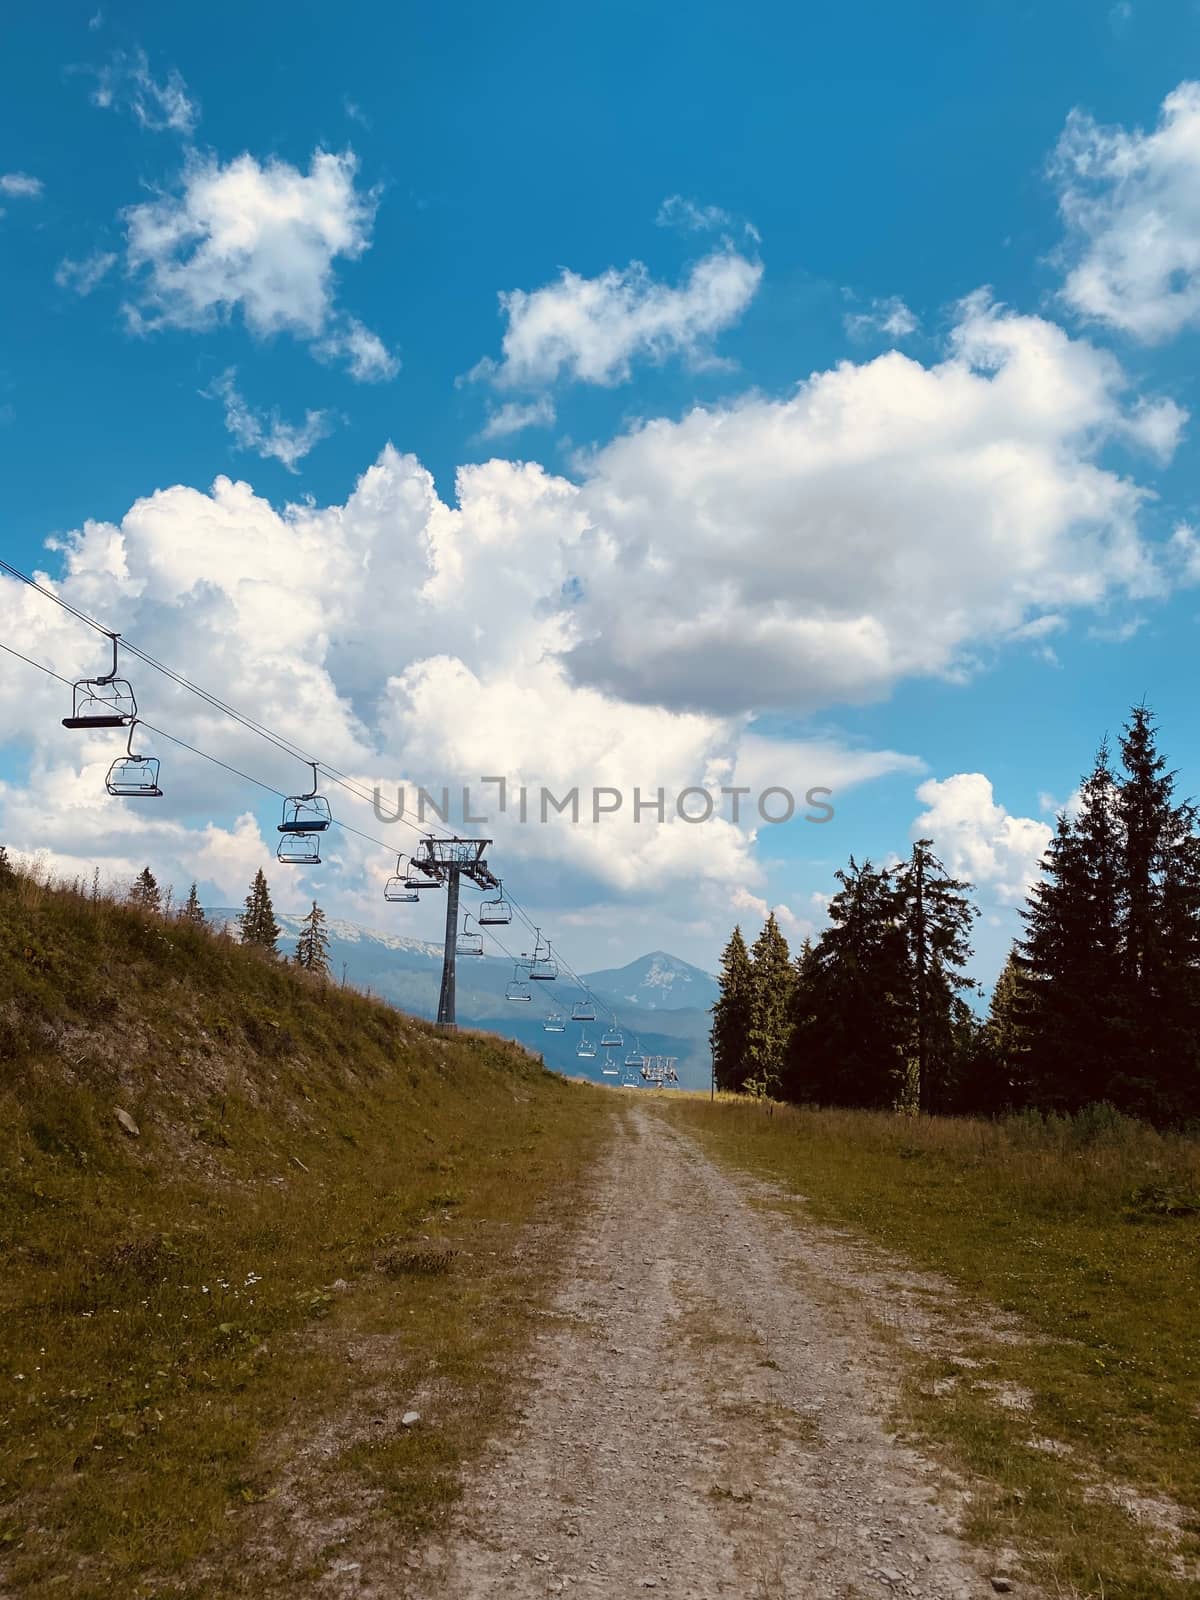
[0, 868, 613, 1597]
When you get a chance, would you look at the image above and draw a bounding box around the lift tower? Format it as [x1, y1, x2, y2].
[409, 837, 499, 1029]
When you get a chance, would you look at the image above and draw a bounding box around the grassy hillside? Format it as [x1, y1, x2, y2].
[0, 868, 611, 1599]
[658, 1096, 1200, 1599]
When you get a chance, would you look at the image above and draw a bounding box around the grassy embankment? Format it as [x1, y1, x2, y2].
[0, 869, 611, 1598]
[658, 1094, 1200, 1600]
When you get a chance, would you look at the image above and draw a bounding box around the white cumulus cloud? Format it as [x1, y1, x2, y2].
[0, 445, 915, 940]
[558, 293, 1178, 714]
[472, 247, 762, 390]
[0, 291, 1187, 949]
[913, 773, 1053, 905]
[1052, 81, 1200, 342]
[121, 148, 393, 380]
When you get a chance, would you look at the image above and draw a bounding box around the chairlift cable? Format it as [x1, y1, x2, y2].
[0, 640, 74, 688]
[4, 624, 637, 1047]
[0, 557, 458, 839]
[501, 883, 626, 1034]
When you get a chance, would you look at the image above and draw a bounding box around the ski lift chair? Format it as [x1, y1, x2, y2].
[528, 933, 558, 981]
[276, 762, 331, 864]
[600, 1022, 623, 1048]
[543, 1011, 566, 1033]
[384, 855, 420, 902]
[601, 1052, 620, 1077]
[63, 634, 136, 729]
[278, 832, 322, 865]
[505, 964, 532, 1002]
[571, 997, 596, 1023]
[278, 762, 332, 836]
[456, 914, 485, 958]
[104, 720, 162, 798]
[576, 1032, 597, 1059]
[478, 880, 513, 925]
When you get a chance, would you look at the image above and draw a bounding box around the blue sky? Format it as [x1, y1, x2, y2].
[2, 0, 1200, 987]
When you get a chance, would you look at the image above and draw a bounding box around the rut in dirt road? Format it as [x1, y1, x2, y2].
[425, 1103, 1013, 1600]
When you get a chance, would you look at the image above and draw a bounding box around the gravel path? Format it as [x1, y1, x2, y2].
[425, 1102, 1012, 1600]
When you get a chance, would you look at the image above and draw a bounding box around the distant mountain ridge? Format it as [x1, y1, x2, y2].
[204, 911, 714, 1087]
[580, 950, 719, 1012]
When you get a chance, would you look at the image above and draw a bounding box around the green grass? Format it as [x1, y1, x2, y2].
[656, 1095, 1200, 1600]
[0, 870, 613, 1597]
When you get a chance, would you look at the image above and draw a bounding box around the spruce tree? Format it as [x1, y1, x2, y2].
[1016, 714, 1200, 1119]
[180, 883, 206, 925]
[985, 946, 1029, 1107]
[781, 938, 820, 1102]
[295, 900, 332, 977]
[893, 840, 978, 1113]
[710, 926, 754, 1092]
[1115, 707, 1200, 1118]
[1018, 747, 1124, 1110]
[239, 868, 280, 953]
[746, 913, 793, 1096]
[788, 858, 911, 1108]
[0, 845, 14, 888]
[129, 866, 161, 915]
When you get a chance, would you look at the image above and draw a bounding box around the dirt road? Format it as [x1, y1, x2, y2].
[425, 1103, 1011, 1600]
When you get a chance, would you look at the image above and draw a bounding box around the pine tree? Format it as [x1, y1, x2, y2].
[984, 946, 1029, 1106]
[944, 996, 993, 1114]
[1018, 746, 1125, 1111]
[710, 926, 754, 1092]
[746, 913, 793, 1096]
[893, 840, 978, 1113]
[294, 899, 332, 977]
[0, 845, 14, 888]
[780, 938, 820, 1102]
[239, 868, 280, 953]
[129, 866, 161, 915]
[787, 858, 911, 1108]
[1016, 715, 1200, 1119]
[1115, 708, 1200, 1118]
[180, 882, 206, 925]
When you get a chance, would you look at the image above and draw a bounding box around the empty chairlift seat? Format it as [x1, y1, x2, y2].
[105, 721, 162, 798]
[63, 634, 137, 729]
[506, 964, 532, 1002]
[478, 880, 513, 925]
[528, 932, 557, 981]
[384, 855, 420, 902]
[278, 762, 332, 865]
